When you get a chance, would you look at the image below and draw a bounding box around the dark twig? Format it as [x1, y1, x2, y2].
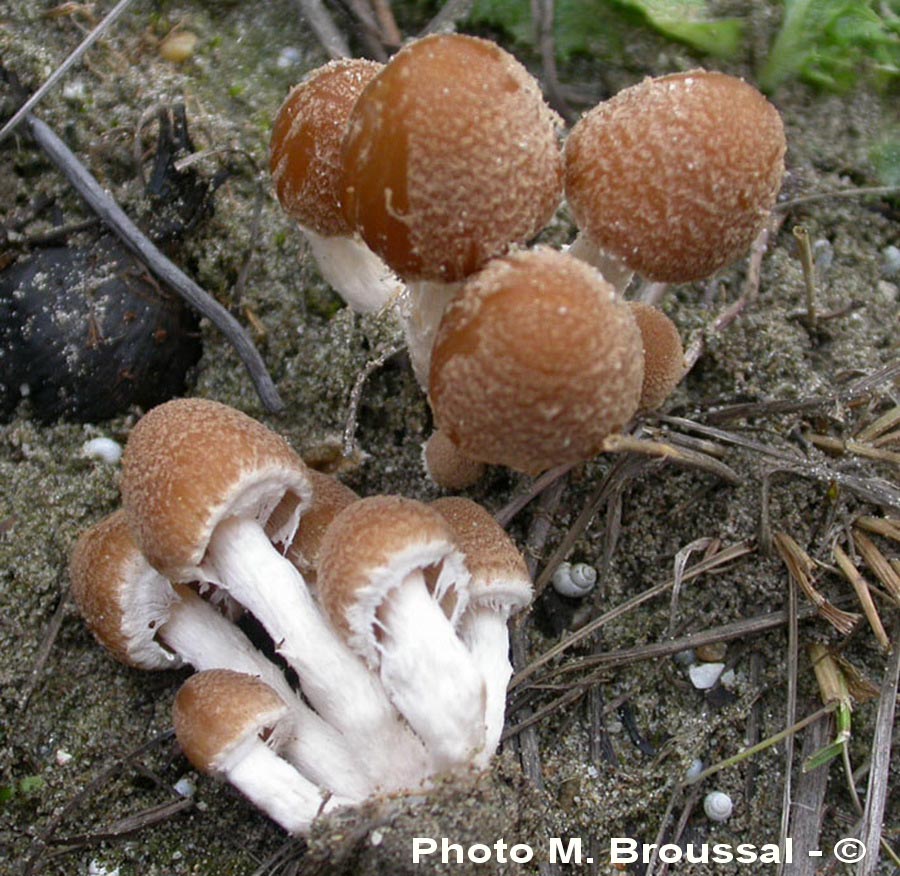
[25, 114, 284, 412]
[421, 0, 475, 35]
[530, 0, 575, 122]
[16, 585, 70, 713]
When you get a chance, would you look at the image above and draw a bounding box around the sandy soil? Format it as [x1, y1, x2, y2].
[0, 1, 897, 874]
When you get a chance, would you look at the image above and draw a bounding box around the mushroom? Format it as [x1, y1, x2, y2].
[627, 301, 685, 411]
[422, 429, 487, 491]
[564, 70, 786, 291]
[173, 669, 353, 835]
[317, 495, 486, 769]
[428, 247, 645, 475]
[120, 398, 428, 791]
[431, 497, 531, 765]
[270, 58, 402, 313]
[339, 33, 564, 385]
[69, 508, 371, 799]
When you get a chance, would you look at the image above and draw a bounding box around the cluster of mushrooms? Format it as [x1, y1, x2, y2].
[70, 397, 533, 834]
[269, 32, 786, 480]
[71, 32, 788, 838]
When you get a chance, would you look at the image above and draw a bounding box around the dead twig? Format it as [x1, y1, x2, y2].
[292, 0, 352, 58]
[25, 113, 284, 412]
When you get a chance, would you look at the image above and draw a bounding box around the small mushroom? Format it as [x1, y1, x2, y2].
[317, 495, 486, 769]
[270, 59, 402, 313]
[565, 70, 786, 290]
[340, 33, 564, 385]
[174, 669, 353, 835]
[120, 398, 427, 791]
[422, 429, 487, 491]
[429, 247, 644, 474]
[431, 497, 531, 764]
[627, 301, 685, 411]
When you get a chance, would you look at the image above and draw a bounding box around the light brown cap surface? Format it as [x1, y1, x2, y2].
[270, 58, 383, 236]
[431, 497, 531, 612]
[173, 669, 288, 773]
[69, 509, 180, 669]
[429, 247, 644, 475]
[120, 398, 312, 582]
[423, 429, 487, 491]
[340, 33, 563, 282]
[565, 70, 785, 282]
[627, 301, 685, 410]
[317, 495, 469, 664]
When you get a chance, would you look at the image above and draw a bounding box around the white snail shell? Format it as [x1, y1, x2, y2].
[703, 791, 733, 822]
[551, 562, 598, 598]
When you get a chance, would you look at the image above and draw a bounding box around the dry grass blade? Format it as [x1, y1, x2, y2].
[854, 515, 900, 542]
[773, 532, 861, 635]
[601, 433, 741, 484]
[512, 541, 754, 688]
[833, 543, 890, 650]
[857, 620, 900, 876]
[856, 404, 900, 443]
[852, 529, 900, 604]
[805, 433, 900, 466]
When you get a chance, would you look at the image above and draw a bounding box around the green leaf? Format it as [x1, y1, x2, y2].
[759, 0, 900, 93]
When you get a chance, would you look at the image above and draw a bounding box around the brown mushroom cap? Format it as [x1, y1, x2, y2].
[340, 33, 563, 283]
[270, 58, 383, 236]
[627, 301, 685, 411]
[173, 669, 288, 774]
[120, 398, 312, 582]
[423, 429, 487, 491]
[429, 247, 644, 475]
[565, 70, 786, 283]
[317, 495, 468, 663]
[69, 509, 179, 669]
[431, 497, 531, 613]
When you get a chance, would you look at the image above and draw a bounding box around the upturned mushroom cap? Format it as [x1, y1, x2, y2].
[565, 70, 786, 283]
[627, 301, 685, 410]
[120, 398, 312, 582]
[431, 497, 531, 613]
[429, 247, 645, 475]
[69, 509, 180, 669]
[340, 33, 563, 282]
[317, 495, 469, 665]
[270, 58, 383, 236]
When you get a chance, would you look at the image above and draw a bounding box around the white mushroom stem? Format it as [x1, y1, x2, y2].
[376, 571, 486, 769]
[160, 588, 370, 799]
[403, 279, 462, 389]
[217, 736, 351, 836]
[302, 226, 404, 315]
[565, 232, 634, 295]
[457, 607, 514, 767]
[204, 516, 431, 791]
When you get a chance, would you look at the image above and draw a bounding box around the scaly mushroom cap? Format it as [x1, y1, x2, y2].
[120, 398, 312, 582]
[431, 497, 531, 613]
[69, 509, 180, 669]
[565, 70, 786, 282]
[627, 301, 685, 411]
[266, 470, 360, 580]
[423, 429, 487, 491]
[270, 58, 383, 236]
[340, 33, 564, 282]
[173, 669, 288, 774]
[429, 247, 644, 475]
[317, 495, 470, 666]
